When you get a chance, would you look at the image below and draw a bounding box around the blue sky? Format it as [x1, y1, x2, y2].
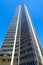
[0, 0, 43, 48]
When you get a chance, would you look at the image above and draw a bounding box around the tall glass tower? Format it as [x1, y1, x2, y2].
[0, 4, 43, 65]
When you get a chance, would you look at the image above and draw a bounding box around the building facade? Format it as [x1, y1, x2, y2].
[0, 4, 43, 65]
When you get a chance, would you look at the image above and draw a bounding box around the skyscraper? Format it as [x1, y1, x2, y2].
[0, 4, 43, 65]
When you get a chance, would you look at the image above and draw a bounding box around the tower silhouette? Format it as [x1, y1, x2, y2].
[0, 4, 43, 65]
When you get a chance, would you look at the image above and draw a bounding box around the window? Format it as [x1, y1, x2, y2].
[20, 61, 35, 65]
[7, 59, 11, 62]
[7, 54, 12, 56]
[2, 59, 6, 62]
[20, 50, 25, 54]
[0, 54, 3, 56]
